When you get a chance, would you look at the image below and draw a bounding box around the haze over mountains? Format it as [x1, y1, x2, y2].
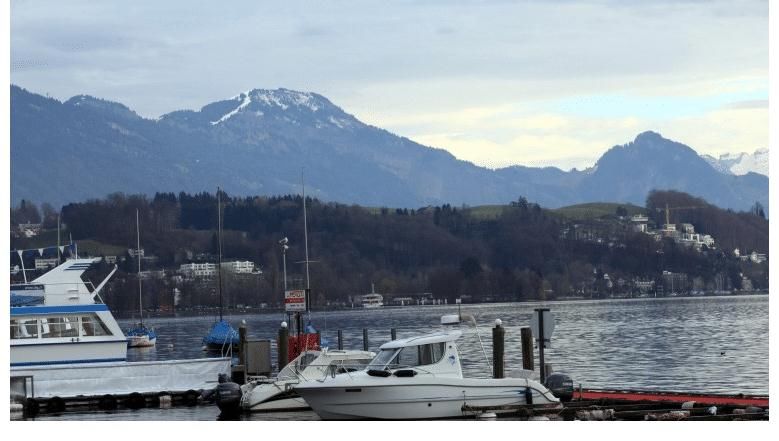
[10, 85, 768, 212]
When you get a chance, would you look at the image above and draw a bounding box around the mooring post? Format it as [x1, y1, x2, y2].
[537, 308, 548, 384]
[278, 322, 289, 371]
[492, 319, 505, 379]
[391, 328, 397, 341]
[238, 320, 247, 381]
[363, 328, 369, 351]
[337, 329, 343, 350]
[520, 327, 534, 371]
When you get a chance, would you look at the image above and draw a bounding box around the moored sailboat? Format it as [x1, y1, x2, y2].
[126, 209, 157, 348]
[202, 188, 239, 353]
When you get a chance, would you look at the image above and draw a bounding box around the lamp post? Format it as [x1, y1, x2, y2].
[279, 237, 289, 293]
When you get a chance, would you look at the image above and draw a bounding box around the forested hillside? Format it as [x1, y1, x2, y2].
[10, 190, 768, 313]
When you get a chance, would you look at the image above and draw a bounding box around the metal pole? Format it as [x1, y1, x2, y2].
[302, 172, 310, 292]
[278, 323, 289, 370]
[136, 209, 143, 325]
[537, 309, 547, 383]
[521, 327, 534, 371]
[217, 188, 223, 321]
[337, 330, 343, 350]
[391, 328, 397, 341]
[492, 321, 505, 379]
[362, 328, 369, 351]
[282, 246, 287, 292]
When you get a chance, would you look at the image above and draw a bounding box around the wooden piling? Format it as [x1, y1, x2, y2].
[278, 323, 289, 370]
[337, 330, 343, 350]
[363, 328, 369, 351]
[391, 328, 397, 341]
[521, 327, 534, 371]
[492, 321, 504, 379]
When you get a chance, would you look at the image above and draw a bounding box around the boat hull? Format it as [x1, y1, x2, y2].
[127, 335, 157, 348]
[10, 357, 231, 398]
[241, 383, 308, 412]
[296, 377, 560, 420]
[11, 338, 128, 367]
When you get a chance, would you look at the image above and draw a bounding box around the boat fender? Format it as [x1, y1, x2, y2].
[125, 392, 146, 409]
[367, 369, 392, 377]
[393, 369, 417, 377]
[47, 396, 65, 413]
[24, 398, 40, 416]
[98, 394, 118, 410]
[183, 389, 200, 406]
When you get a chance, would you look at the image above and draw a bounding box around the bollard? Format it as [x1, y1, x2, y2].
[238, 321, 247, 378]
[521, 327, 534, 371]
[391, 328, 397, 341]
[337, 330, 343, 350]
[492, 320, 505, 379]
[278, 322, 289, 370]
[537, 309, 547, 384]
[363, 328, 369, 351]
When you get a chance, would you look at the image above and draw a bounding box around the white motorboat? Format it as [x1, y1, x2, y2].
[295, 316, 561, 420]
[240, 348, 374, 412]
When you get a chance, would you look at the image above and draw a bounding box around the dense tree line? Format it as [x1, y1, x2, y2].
[10, 190, 769, 312]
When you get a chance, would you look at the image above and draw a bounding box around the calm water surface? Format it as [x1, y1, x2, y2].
[34, 295, 768, 421]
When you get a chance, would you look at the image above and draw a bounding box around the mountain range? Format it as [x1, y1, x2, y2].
[702, 149, 768, 177]
[10, 85, 768, 213]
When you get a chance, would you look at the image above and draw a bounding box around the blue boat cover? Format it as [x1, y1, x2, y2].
[202, 319, 239, 346]
[126, 324, 157, 340]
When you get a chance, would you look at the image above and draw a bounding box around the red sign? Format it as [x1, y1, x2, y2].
[284, 290, 306, 311]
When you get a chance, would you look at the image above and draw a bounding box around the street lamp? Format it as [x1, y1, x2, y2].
[279, 237, 289, 293]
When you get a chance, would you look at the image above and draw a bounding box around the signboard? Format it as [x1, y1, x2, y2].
[284, 289, 307, 312]
[530, 309, 555, 348]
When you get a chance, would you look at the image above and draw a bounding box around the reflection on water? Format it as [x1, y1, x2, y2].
[42, 295, 767, 420]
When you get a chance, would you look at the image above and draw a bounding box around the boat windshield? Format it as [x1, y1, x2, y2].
[366, 348, 398, 370]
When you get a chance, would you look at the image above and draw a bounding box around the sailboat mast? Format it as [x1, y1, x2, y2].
[136, 209, 143, 325]
[217, 188, 223, 321]
[302, 174, 310, 291]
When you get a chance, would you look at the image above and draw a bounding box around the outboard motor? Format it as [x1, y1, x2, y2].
[215, 373, 243, 415]
[544, 373, 574, 402]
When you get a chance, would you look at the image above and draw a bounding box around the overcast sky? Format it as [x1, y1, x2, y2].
[10, 0, 768, 170]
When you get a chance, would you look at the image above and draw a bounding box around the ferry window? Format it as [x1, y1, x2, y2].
[395, 346, 419, 367]
[81, 315, 111, 336]
[41, 316, 80, 338]
[418, 342, 446, 365]
[11, 319, 39, 339]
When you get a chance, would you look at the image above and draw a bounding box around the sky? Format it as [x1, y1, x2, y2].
[9, 0, 769, 170]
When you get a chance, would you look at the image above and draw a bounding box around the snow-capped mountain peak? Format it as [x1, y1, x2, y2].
[702, 149, 768, 177]
[209, 88, 337, 125]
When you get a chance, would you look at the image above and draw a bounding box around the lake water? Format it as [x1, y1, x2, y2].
[32, 295, 769, 421]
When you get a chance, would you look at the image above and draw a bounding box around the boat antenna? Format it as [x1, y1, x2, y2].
[217, 187, 224, 321]
[302, 171, 310, 293]
[136, 209, 143, 326]
[57, 212, 61, 263]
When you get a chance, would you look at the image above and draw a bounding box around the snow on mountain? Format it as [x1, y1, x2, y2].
[702, 149, 768, 177]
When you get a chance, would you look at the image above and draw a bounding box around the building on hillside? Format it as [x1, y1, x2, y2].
[749, 251, 767, 264]
[179, 262, 217, 279]
[630, 215, 648, 233]
[221, 260, 257, 274]
[18, 223, 42, 238]
[128, 248, 145, 258]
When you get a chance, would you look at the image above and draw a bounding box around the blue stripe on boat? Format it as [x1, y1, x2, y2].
[11, 304, 110, 315]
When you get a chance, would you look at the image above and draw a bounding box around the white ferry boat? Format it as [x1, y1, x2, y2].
[360, 284, 384, 308]
[10, 258, 230, 399]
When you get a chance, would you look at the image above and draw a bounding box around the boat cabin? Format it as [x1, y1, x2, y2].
[366, 331, 463, 378]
